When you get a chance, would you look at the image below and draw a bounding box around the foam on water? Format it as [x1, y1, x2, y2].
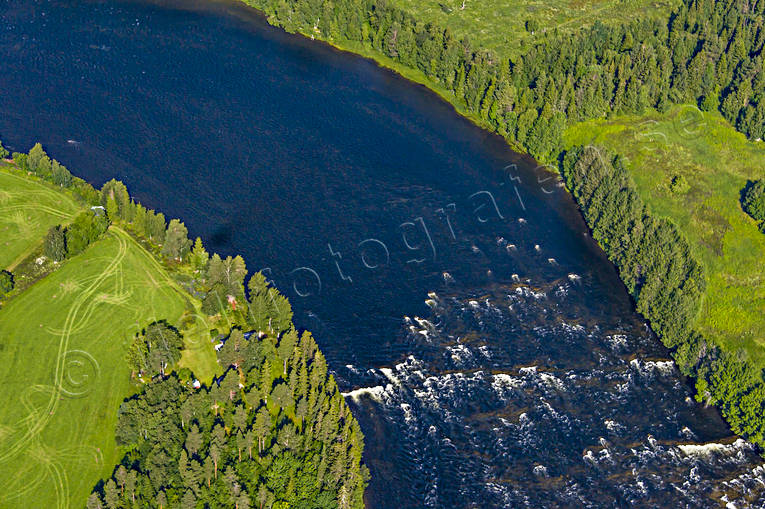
[342, 385, 386, 402]
[346, 274, 765, 507]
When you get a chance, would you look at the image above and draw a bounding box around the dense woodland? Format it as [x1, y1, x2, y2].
[2, 144, 367, 508]
[90, 320, 366, 508]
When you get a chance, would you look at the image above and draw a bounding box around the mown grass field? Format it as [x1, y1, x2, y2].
[564, 106, 765, 366]
[389, 0, 679, 57]
[0, 226, 217, 508]
[0, 167, 84, 270]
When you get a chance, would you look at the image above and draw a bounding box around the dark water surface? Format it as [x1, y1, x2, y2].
[2, 0, 765, 506]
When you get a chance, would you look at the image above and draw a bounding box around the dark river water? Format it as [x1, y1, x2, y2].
[3, 0, 765, 506]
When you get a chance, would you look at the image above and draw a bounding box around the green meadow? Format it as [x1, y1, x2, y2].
[0, 167, 84, 270]
[565, 106, 765, 366]
[388, 0, 679, 57]
[0, 225, 217, 508]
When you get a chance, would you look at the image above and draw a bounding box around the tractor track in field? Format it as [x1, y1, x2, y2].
[0, 230, 127, 508]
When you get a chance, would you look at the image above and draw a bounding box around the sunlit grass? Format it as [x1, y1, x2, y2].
[0, 228, 217, 508]
[0, 168, 83, 270]
[389, 0, 680, 58]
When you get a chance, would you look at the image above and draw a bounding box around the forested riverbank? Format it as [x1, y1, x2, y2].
[0, 143, 367, 508]
[232, 0, 765, 449]
[240, 0, 764, 162]
[561, 146, 765, 444]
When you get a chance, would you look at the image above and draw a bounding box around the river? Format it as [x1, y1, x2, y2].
[2, 0, 765, 506]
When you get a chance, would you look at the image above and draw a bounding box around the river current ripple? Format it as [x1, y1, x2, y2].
[344, 274, 765, 507]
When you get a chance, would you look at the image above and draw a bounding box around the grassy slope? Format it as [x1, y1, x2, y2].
[0, 225, 217, 508]
[564, 106, 765, 365]
[0, 166, 84, 270]
[389, 0, 679, 58]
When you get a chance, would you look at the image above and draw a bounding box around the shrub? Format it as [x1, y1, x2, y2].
[742, 180, 765, 222]
[670, 175, 690, 194]
[44, 226, 67, 262]
[0, 270, 14, 297]
[65, 210, 110, 257]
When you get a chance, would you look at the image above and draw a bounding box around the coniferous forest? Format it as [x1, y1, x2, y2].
[89, 321, 366, 509]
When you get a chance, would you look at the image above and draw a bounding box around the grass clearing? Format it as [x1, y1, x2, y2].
[389, 0, 679, 57]
[564, 106, 765, 366]
[0, 227, 217, 508]
[0, 167, 84, 270]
